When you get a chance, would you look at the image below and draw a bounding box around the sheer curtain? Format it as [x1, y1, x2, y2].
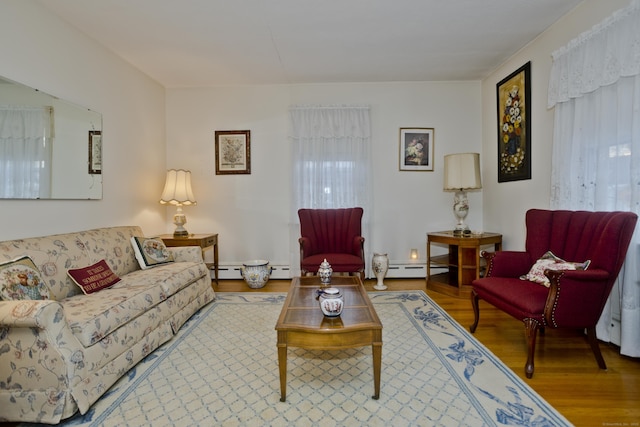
[548, 0, 640, 357]
[0, 106, 52, 198]
[289, 105, 372, 275]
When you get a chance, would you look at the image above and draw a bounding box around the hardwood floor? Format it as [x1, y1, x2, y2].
[3, 278, 637, 426]
[218, 278, 640, 426]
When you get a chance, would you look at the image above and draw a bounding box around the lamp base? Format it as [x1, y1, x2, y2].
[452, 190, 470, 236]
[452, 227, 471, 237]
[173, 206, 189, 237]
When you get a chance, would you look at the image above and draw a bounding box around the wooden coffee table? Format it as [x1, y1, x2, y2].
[275, 275, 383, 402]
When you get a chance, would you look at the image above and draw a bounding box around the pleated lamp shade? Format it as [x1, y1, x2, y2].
[443, 153, 482, 191]
[159, 169, 197, 206]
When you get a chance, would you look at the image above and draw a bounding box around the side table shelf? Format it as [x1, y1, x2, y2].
[426, 231, 502, 298]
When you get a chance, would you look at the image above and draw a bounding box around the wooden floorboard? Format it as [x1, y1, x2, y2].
[3, 278, 637, 426]
[218, 278, 640, 426]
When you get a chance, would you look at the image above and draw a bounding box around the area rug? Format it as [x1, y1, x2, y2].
[24, 291, 571, 426]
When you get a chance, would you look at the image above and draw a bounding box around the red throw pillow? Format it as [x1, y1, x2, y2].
[68, 259, 121, 294]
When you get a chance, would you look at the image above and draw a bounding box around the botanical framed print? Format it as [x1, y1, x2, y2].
[88, 130, 102, 174]
[399, 128, 434, 171]
[215, 130, 251, 175]
[496, 61, 531, 182]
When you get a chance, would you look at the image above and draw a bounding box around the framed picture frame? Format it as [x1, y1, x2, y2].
[215, 130, 251, 175]
[399, 128, 434, 171]
[88, 130, 102, 174]
[496, 61, 531, 182]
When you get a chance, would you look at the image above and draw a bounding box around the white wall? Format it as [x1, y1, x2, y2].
[166, 81, 482, 270]
[481, 0, 631, 249]
[0, 1, 167, 239]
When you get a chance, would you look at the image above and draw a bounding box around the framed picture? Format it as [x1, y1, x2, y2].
[215, 130, 251, 175]
[399, 128, 434, 171]
[496, 61, 531, 182]
[88, 130, 102, 174]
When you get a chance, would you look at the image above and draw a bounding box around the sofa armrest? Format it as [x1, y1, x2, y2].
[299, 236, 313, 258]
[544, 268, 611, 328]
[483, 250, 532, 278]
[351, 236, 365, 257]
[167, 246, 204, 263]
[0, 300, 87, 397]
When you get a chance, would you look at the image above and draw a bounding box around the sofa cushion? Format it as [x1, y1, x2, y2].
[520, 250, 590, 287]
[0, 256, 51, 300]
[68, 259, 121, 294]
[63, 261, 207, 347]
[131, 237, 174, 269]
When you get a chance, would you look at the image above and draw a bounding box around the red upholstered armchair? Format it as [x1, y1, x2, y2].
[298, 207, 365, 280]
[471, 209, 637, 378]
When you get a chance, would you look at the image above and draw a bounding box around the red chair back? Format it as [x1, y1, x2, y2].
[298, 207, 363, 256]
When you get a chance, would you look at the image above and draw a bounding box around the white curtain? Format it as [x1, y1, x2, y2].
[289, 105, 372, 275]
[0, 106, 52, 198]
[548, 0, 640, 357]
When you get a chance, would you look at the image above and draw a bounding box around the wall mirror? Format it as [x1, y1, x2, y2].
[0, 76, 102, 199]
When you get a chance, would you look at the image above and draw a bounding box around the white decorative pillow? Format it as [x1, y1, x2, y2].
[521, 251, 590, 287]
[131, 237, 174, 269]
[0, 256, 51, 300]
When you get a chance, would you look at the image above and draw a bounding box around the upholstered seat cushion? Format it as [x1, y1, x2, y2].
[62, 261, 206, 347]
[300, 253, 365, 274]
[472, 277, 548, 324]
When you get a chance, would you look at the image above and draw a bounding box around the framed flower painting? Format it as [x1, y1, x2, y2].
[496, 62, 531, 182]
[399, 128, 434, 171]
[215, 130, 251, 175]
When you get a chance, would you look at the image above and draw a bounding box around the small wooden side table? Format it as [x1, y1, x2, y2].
[427, 231, 502, 298]
[159, 233, 218, 283]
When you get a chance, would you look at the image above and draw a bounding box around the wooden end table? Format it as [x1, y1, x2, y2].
[426, 231, 502, 298]
[159, 233, 219, 283]
[275, 275, 383, 402]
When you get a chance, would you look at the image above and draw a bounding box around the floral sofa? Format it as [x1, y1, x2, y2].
[0, 226, 216, 423]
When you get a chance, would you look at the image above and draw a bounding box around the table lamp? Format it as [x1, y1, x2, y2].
[443, 153, 482, 236]
[160, 169, 197, 237]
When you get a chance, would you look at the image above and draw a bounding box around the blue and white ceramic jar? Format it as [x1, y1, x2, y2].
[318, 258, 333, 285]
[319, 287, 344, 317]
[240, 260, 272, 289]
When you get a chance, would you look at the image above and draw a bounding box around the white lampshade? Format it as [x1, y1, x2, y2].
[160, 169, 196, 237]
[159, 169, 197, 206]
[443, 153, 482, 191]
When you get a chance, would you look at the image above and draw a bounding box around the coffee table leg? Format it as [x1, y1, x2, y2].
[372, 342, 382, 399]
[277, 343, 287, 402]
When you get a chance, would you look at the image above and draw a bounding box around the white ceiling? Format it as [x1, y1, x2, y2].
[37, 0, 583, 88]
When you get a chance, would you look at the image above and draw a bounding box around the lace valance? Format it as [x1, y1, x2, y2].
[548, 0, 640, 108]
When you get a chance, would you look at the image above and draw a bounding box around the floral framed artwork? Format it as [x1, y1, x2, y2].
[496, 61, 531, 182]
[399, 128, 434, 171]
[215, 130, 251, 175]
[88, 130, 102, 174]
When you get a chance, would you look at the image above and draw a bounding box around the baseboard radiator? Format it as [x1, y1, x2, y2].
[211, 262, 427, 280]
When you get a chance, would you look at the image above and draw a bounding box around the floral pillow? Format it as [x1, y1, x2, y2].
[68, 259, 121, 294]
[131, 237, 174, 269]
[521, 251, 590, 287]
[0, 256, 51, 300]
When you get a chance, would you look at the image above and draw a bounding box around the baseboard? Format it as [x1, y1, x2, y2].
[211, 261, 426, 280]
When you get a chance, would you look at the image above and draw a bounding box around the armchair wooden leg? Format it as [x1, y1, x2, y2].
[470, 290, 480, 333]
[524, 318, 539, 378]
[586, 327, 607, 370]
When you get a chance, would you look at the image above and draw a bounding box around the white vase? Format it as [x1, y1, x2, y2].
[372, 253, 389, 290]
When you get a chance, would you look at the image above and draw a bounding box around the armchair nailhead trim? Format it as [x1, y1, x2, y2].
[549, 271, 565, 328]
